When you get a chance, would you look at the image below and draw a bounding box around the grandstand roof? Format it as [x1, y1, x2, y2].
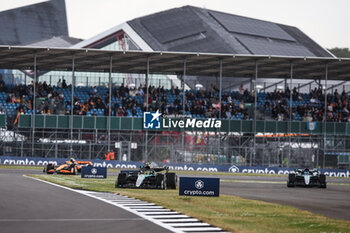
[127, 6, 334, 58]
[24, 36, 82, 48]
[0, 0, 68, 46]
[0, 46, 349, 80]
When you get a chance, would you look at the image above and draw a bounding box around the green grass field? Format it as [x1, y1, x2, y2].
[0, 165, 43, 170]
[28, 174, 350, 233]
[0, 164, 288, 177]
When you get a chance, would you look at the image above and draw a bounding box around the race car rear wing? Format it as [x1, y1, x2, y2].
[65, 161, 92, 165]
[153, 167, 169, 172]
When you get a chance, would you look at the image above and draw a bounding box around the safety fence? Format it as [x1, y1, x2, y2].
[15, 115, 350, 135]
[1, 156, 349, 177]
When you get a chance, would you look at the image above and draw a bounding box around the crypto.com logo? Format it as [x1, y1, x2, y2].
[229, 165, 240, 173]
[91, 168, 97, 174]
[195, 180, 204, 189]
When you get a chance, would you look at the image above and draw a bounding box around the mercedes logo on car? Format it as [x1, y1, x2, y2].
[195, 180, 204, 189]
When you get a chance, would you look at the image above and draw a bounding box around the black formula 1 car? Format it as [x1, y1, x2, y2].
[43, 159, 92, 175]
[287, 168, 326, 188]
[115, 163, 177, 189]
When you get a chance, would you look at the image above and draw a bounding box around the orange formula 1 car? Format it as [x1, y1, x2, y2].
[43, 158, 92, 175]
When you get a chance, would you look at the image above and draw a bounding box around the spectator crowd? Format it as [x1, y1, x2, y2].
[0, 75, 349, 124]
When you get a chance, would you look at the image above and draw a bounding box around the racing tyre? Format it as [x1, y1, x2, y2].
[156, 174, 166, 190]
[319, 174, 326, 183]
[116, 173, 127, 188]
[287, 174, 296, 187]
[166, 173, 177, 189]
[45, 164, 55, 174]
[319, 174, 326, 188]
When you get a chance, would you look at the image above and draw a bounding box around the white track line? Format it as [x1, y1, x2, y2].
[23, 175, 183, 233]
[143, 212, 180, 215]
[159, 219, 200, 223]
[169, 223, 211, 227]
[129, 206, 166, 209]
[0, 218, 143, 222]
[176, 227, 223, 231]
[24, 175, 227, 233]
[122, 203, 156, 206]
[152, 215, 194, 219]
[136, 209, 171, 212]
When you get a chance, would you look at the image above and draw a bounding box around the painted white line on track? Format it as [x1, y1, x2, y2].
[111, 200, 141, 203]
[0, 218, 144, 222]
[129, 206, 168, 210]
[23, 175, 183, 233]
[23, 175, 228, 233]
[152, 215, 194, 219]
[122, 203, 156, 206]
[175, 227, 223, 231]
[169, 223, 211, 227]
[159, 219, 200, 223]
[142, 212, 180, 215]
[136, 209, 171, 212]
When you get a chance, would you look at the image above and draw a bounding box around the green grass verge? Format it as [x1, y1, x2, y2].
[0, 165, 42, 170]
[0, 164, 287, 177]
[1, 164, 289, 177]
[29, 174, 350, 233]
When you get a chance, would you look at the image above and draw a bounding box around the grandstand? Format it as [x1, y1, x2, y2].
[2, 81, 349, 122]
[0, 46, 349, 170]
[0, 3, 349, 169]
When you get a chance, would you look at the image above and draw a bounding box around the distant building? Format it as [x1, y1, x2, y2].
[0, 0, 81, 84]
[73, 6, 335, 90]
[0, 4, 336, 89]
[75, 5, 334, 57]
[0, 0, 80, 46]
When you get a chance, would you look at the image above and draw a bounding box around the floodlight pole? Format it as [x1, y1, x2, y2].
[70, 54, 75, 157]
[144, 56, 149, 162]
[252, 60, 258, 166]
[108, 54, 112, 153]
[323, 63, 328, 169]
[289, 62, 293, 168]
[31, 53, 37, 157]
[182, 58, 187, 159]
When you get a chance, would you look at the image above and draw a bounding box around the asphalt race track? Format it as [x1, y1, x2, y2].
[205, 174, 350, 221]
[1, 168, 349, 233]
[0, 169, 172, 233]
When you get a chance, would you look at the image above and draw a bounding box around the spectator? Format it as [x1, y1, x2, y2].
[131, 106, 137, 116]
[0, 80, 349, 122]
[62, 79, 67, 88]
[137, 86, 144, 96]
[57, 79, 62, 88]
[239, 83, 244, 95]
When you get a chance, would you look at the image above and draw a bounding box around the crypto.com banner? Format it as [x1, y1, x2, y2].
[1, 156, 349, 177]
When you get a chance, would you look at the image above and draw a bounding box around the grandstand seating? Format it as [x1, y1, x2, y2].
[0, 83, 349, 122]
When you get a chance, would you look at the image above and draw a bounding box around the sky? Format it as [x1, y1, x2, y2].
[0, 0, 349, 49]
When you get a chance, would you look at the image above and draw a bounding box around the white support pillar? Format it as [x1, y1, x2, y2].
[252, 60, 258, 166]
[108, 54, 113, 152]
[323, 63, 328, 168]
[31, 53, 37, 156]
[144, 56, 150, 162]
[219, 59, 223, 119]
[70, 54, 75, 157]
[289, 62, 293, 168]
[218, 59, 223, 160]
[181, 58, 187, 158]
